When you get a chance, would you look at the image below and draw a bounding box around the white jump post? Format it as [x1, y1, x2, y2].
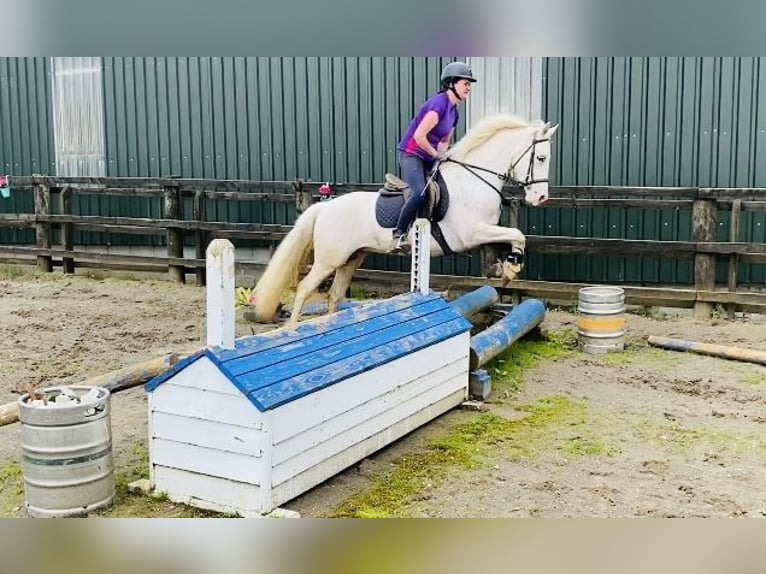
[206, 239, 235, 349]
[410, 218, 431, 294]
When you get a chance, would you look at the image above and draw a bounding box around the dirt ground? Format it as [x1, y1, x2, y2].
[1, 268, 765, 518]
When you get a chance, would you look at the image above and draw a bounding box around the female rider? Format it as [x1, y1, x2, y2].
[390, 61, 477, 252]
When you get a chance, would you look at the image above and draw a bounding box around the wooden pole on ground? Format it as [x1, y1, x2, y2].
[0, 352, 183, 427]
[648, 336, 766, 366]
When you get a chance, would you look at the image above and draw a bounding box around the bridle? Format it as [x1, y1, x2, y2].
[440, 135, 550, 266]
[442, 137, 550, 200]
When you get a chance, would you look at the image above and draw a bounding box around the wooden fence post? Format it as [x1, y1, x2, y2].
[33, 177, 52, 273]
[59, 186, 75, 274]
[294, 179, 312, 215]
[693, 197, 717, 319]
[164, 181, 185, 283]
[193, 189, 207, 287]
[292, 179, 313, 289]
[726, 199, 742, 319]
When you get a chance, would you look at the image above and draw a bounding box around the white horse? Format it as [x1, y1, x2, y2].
[253, 114, 558, 323]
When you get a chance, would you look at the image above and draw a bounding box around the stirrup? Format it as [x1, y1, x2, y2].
[389, 233, 410, 254]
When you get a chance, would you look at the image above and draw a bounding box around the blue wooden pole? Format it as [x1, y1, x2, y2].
[448, 285, 499, 317]
[469, 298, 546, 370]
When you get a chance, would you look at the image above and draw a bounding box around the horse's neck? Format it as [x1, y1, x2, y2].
[461, 127, 531, 189]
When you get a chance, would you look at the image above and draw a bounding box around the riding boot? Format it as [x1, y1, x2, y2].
[389, 230, 411, 254]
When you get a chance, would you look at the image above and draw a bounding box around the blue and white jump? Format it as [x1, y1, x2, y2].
[145, 233, 544, 517]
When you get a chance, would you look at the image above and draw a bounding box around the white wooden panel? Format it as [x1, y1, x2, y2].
[168, 359, 243, 396]
[271, 370, 468, 486]
[206, 239, 236, 350]
[151, 438, 262, 485]
[272, 333, 470, 443]
[271, 389, 466, 507]
[273, 357, 468, 464]
[150, 382, 263, 429]
[153, 466, 265, 516]
[466, 57, 543, 125]
[151, 412, 264, 457]
[148, 394, 157, 486]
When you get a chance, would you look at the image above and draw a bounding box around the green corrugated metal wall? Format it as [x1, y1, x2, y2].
[0, 57, 54, 244]
[98, 57, 473, 273]
[0, 57, 762, 285]
[102, 57, 463, 182]
[540, 57, 764, 286]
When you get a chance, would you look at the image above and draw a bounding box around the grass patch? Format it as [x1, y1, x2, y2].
[741, 372, 766, 386]
[625, 345, 682, 367]
[633, 418, 766, 458]
[0, 264, 28, 280]
[0, 461, 24, 515]
[100, 442, 236, 518]
[328, 395, 611, 518]
[596, 351, 633, 365]
[486, 331, 575, 395]
[629, 305, 674, 321]
[348, 285, 381, 299]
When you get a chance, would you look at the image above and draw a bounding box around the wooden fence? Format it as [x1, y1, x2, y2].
[1, 176, 765, 316]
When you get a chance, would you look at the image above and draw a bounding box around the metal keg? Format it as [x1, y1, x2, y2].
[577, 286, 626, 353]
[17, 385, 115, 517]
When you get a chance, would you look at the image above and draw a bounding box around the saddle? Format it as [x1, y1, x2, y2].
[374, 171, 452, 254]
[381, 173, 441, 218]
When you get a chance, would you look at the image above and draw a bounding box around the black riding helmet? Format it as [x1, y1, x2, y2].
[440, 61, 478, 95]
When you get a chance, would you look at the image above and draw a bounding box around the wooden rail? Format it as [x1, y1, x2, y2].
[1, 176, 764, 313]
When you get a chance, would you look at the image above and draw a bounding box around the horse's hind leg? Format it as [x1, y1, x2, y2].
[290, 262, 336, 323]
[328, 251, 366, 314]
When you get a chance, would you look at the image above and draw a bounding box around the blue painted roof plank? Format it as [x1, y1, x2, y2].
[234, 306, 464, 396]
[222, 297, 447, 377]
[145, 291, 473, 412]
[251, 316, 470, 410]
[144, 349, 206, 392]
[213, 291, 433, 363]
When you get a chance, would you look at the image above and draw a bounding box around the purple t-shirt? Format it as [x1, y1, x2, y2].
[398, 92, 458, 160]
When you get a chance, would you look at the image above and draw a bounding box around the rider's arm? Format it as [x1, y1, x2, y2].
[413, 111, 441, 159]
[436, 129, 454, 158]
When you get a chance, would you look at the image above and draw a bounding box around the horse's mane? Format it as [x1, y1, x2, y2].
[449, 114, 532, 161]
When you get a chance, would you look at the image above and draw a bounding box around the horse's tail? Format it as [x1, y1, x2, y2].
[252, 202, 324, 322]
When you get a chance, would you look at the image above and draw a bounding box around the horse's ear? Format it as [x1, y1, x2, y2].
[546, 122, 559, 138]
[535, 121, 555, 139]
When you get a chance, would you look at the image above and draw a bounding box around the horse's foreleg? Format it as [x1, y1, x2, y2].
[328, 251, 366, 313]
[291, 263, 336, 324]
[471, 223, 526, 250]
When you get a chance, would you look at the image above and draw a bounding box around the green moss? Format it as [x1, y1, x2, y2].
[100, 442, 236, 518]
[741, 372, 766, 386]
[0, 264, 28, 279]
[630, 305, 674, 321]
[486, 334, 575, 394]
[562, 437, 620, 457]
[0, 461, 24, 515]
[328, 395, 611, 518]
[633, 418, 766, 458]
[596, 351, 633, 365]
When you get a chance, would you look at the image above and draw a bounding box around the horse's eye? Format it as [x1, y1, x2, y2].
[536, 155, 547, 163]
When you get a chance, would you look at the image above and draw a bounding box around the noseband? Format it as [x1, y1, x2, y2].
[442, 137, 550, 200]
